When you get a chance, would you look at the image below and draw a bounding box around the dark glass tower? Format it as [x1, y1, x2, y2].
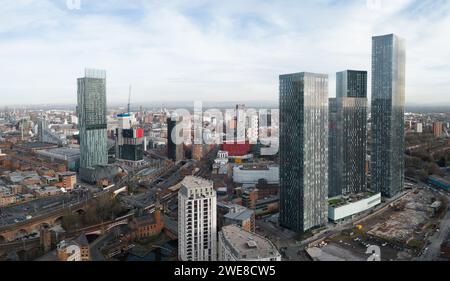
[279, 72, 328, 232]
[328, 98, 340, 197]
[167, 117, 184, 162]
[329, 70, 368, 197]
[371, 34, 406, 198]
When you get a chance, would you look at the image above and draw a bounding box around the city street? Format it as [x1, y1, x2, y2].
[417, 184, 450, 261]
[418, 209, 450, 260]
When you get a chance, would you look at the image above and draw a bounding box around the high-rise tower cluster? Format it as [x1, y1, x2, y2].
[279, 34, 406, 232]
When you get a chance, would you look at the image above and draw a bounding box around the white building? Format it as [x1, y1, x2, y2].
[236, 104, 246, 142]
[246, 113, 259, 144]
[117, 113, 132, 130]
[232, 164, 279, 185]
[70, 115, 78, 125]
[178, 176, 217, 261]
[218, 225, 281, 261]
[328, 193, 381, 222]
[415, 122, 423, 133]
[216, 150, 229, 163]
[57, 240, 81, 261]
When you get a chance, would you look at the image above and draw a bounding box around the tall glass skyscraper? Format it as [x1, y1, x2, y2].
[77, 69, 108, 180]
[329, 70, 368, 197]
[328, 98, 340, 197]
[371, 34, 406, 198]
[279, 72, 328, 232]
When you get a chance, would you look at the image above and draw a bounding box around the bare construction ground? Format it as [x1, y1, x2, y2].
[311, 188, 449, 261]
[365, 189, 433, 243]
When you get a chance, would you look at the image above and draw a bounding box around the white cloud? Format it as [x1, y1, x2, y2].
[0, 0, 449, 105]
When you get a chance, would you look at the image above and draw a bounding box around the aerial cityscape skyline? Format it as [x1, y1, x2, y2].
[1, 1, 450, 274]
[1, 0, 450, 105]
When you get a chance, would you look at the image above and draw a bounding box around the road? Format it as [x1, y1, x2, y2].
[90, 232, 115, 261]
[121, 160, 193, 209]
[418, 209, 450, 260]
[416, 183, 450, 261]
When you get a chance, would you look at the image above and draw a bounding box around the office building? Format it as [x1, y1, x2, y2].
[167, 117, 184, 162]
[77, 69, 108, 181]
[242, 188, 258, 210]
[329, 70, 368, 197]
[223, 205, 256, 232]
[247, 112, 259, 144]
[371, 34, 406, 198]
[192, 144, 203, 161]
[433, 122, 443, 138]
[236, 104, 246, 143]
[415, 123, 423, 133]
[117, 113, 132, 130]
[279, 72, 329, 232]
[57, 172, 77, 191]
[232, 164, 279, 186]
[178, 176, 217, 261]
[37, 118, 48, 142]
[115, 113, 146, 162]
[218, 225, 281, 261]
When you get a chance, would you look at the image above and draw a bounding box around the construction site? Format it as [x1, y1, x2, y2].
[309, 187, 449, 261]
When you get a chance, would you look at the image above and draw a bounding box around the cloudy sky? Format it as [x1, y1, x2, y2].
[0, 0, 449, 105]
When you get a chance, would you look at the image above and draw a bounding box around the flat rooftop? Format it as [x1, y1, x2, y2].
[220, 225, 280, 260]
[237, 164, 272, 171]
[181, 176, 213, 190]
[18, 142, 58, 150]
[224, 206, 254, 221]
[38, 147, 80, 158]
[328, 192, 380, 208]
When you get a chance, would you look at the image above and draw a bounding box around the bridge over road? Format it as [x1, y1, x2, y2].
[0, 184, 128, 243]
[0, 201, 88, 243]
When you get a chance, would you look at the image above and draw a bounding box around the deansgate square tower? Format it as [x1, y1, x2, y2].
[371, 34, 406, 198]
[279, 72, 329, 232]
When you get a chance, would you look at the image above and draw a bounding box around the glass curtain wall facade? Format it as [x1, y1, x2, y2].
[328, 98, 340, 197]
[77, 69, 108, 178]
[329, 70, 368, 197]
[371, 34, 406, 198]
[279, 72, 328, 232]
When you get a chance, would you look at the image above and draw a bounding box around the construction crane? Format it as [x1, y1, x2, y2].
[127, 84, 132, 114]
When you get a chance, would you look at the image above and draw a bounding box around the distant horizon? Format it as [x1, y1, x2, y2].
[2, 100, 450, 113]
[1, 1, 450, 105]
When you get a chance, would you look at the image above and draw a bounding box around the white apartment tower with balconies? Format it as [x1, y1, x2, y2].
[178, 176, 217, 261]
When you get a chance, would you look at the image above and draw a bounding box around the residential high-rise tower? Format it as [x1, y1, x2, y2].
[329, 70, 368, 197]
[178, 176, 217, 261]
[371, 34, 406, 198]
[279, 72, 329, 232]
[77, 69, 108, 181]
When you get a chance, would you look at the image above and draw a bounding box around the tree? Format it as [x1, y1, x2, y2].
[437, 156, 446, 168]
[62, 212, 80, 232]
